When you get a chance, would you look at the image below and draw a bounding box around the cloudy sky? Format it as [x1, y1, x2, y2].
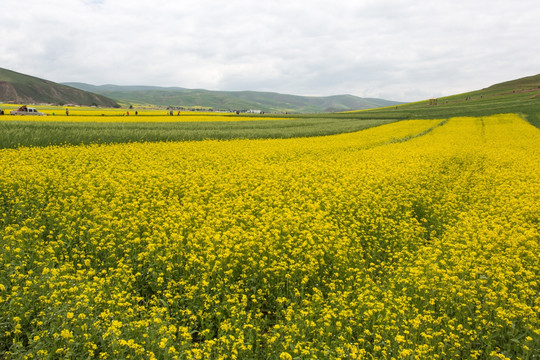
[1, 0, 539, 101]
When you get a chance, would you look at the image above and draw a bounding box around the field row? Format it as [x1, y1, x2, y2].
[0, 118, 399, 149]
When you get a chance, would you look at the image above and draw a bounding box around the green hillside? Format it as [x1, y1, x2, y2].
[0, 68, 119, 107]
[63, 83, 401, 113]
[343, 73, 540, 128]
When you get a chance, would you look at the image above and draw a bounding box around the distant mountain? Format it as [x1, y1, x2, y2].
[0, 68, 119, 107]
[64, 83, 402, 113]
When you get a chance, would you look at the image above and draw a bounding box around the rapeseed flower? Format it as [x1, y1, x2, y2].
[0, 115, 538, 359]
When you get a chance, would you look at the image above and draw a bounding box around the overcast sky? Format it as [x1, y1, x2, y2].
[1, 0, 539, 101]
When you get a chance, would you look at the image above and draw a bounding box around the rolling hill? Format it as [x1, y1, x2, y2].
[63, 83, 402, 113]
[0, 68, 119, 107]
[344, 73, 540, 128]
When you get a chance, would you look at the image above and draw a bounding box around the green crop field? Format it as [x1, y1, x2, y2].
[0, 118, 398, 149]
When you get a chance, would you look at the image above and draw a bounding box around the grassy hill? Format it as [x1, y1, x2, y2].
[63, 83, 401, 113]
[340, 73, 540, 128]
[0, 68, 119, 107]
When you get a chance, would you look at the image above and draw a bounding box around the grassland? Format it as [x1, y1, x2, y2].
[344, 74, 540, 127]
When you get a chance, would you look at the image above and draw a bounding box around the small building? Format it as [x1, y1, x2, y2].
[429, 98, 438, 106]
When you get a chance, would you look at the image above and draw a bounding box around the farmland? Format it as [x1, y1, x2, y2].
[1, 112, 539, 359]
[1, 73, 539, 148]
[0, 106, 398, 149]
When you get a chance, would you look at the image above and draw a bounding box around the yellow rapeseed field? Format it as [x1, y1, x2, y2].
[1, 114, 284, 123]
[0, 104, 283, 122]
[0, 115, 539, 359]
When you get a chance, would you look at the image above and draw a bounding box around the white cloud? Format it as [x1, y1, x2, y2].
[1, 0, 539, 101]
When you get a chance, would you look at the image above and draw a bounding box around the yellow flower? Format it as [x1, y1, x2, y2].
[60, 329, 73, 339]
[279, 352, 293, 360]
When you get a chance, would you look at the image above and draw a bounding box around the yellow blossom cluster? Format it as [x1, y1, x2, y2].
[0, 115, 538, 359]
